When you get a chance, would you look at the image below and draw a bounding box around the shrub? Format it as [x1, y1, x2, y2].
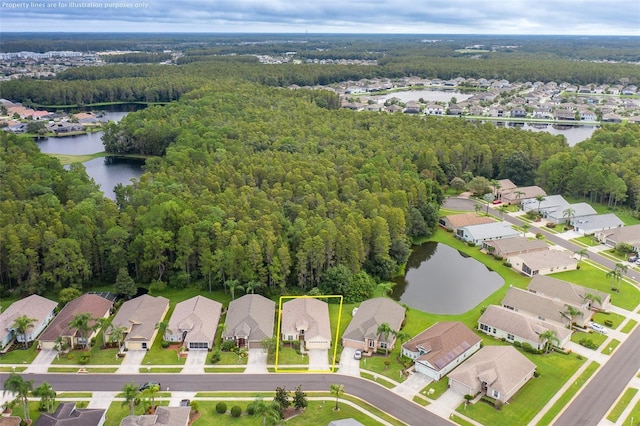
[503, 261, 512, 267]
[535, 233, 544, 239]
[215, 402, 227, 414]
[464, 394, 473, 402]
[149, 280, 167, 294]
[521, 342, 535, 353]
[534, 371, 540, 378]
[79, 354, 90, 364]
[190, 401, 199, 413]
[467, 241, 476, 247]
[221, 340, 236, 352]
[494, 399, 504, 411]
[604, 320, 613, 327]
[513, 341, 521, 347]
[230, 405, 242, 417]
[246, 404, 255, 416]
[579, 338, 598, 350]
[210, 349, 222, 364]
[161, 341, 170, 348]
[493, 255, 503, 261]
[546, 222, 556, 228]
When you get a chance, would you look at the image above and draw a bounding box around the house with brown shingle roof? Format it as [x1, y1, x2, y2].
[482, 237, 548, 259]
[501, 287, 591, 328]
[448, 346, 536, 403]
[438, 212, 495, 231]
[281, 297, 331, 350]
[38, 294, 112, 350]
[166, 295, 222, 350]
[342, 298, 405, 355]
[597, 224, 640, 252]
[34, 402, 105, 426]
[478, 305, 572, 350]
[120, 406, 191, 426]
[527, 275, 610, 312]
[499, 186, 546, 205]
[0, 295, 58, 350]
[402, 322, 481, 381]
[510, 249, 578, 277]
[223, 294, 275, 349]
[110, 294, 169, 351]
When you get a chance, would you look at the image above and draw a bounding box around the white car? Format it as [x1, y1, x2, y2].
[354, 349, 363, 360]
[589, 322, 608, 334]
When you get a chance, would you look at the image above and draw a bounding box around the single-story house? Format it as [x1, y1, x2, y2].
[499, 186, 547, 205]
[34, 402, 105, 426]
[478, 305, 572, 350]
[439, 213, 494, 231]
[120, 406, 191, 426]
[166, 295, 222, 350]
[223, 294, 275, 349]
[570, 213, 624, 235]
[0, 295, 58, 350]
[281, 297, 331, 350]
[342, 297, 405, 355]
[501, 287, 591, 328]
[110, 294, 169, 351]
[456, 221, 520, 246]
[402, 322, 481, 381]
[496, 179, 517, 194]
[482, 237, 548, 259]
[509, 249, 578, 277]
[546, 203, 597, 224]
[597, 224, 640, 252]
[527, 275, 610, 312]
[448, 346, 537, 403]
[521, 194, 567, 216]
[38, 294, 113, 350]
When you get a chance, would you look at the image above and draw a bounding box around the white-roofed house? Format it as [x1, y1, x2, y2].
[509, 249, 578, 277]
[166, 295, 222, 350]
[0, 295, 58, 350]
[546, 202, 597, 225]
[570, 213, 624, 236]
[448, 346, 536, 403]
[456, 222, 520, 246]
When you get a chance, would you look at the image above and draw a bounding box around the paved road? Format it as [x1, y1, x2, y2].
[0, 373, 454, 426]
[554, 325, 640, 426]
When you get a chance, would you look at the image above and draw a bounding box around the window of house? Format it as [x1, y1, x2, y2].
[288, 335, 293, 341]
[380, 342, 388, 349]
[507, 334, 514, 341]
[368, 340, 375, 348]
[492, 328, 496, 333]
[493, 390, 500, 399]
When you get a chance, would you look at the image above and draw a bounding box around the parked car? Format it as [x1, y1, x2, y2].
[139, 381, 161, 392]
[589, 322, 608, 334]
[628, 256, 638, 262]
[354, 349, 362, 360]
[180, 399, 191, 407]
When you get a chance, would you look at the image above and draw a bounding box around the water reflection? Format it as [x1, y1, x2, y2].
[392, 242, 504, 315]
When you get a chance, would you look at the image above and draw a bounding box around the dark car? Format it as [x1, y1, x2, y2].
[180, 399, 191, 407]
[139, 382, 161, 392]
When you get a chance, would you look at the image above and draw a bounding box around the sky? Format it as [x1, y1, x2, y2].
[0, 0, 639, 35]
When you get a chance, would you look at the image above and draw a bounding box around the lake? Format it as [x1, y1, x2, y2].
[499, 122, 597, 147]
[374, 89, 473, 104]
[36, 111, 143, 200]
[392, 242, 504, 315]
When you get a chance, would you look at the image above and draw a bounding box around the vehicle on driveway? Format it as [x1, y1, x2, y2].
[139, 381, 161, 392]
[589, 322, 608, 334]
[354, 349, 362, 360]
[180, 399, 190, 406]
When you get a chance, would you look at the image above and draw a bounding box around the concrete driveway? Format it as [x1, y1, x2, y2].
[25, 349, 57, 373]
[117, 350, 146, 374]
[307, 349, 330, 371]
[245, 348, 267, 373]
[183, 350, 207, 373]
[338, 347, 361, 376]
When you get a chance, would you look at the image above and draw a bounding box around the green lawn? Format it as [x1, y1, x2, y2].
[459, 352, 586, 426]
[571, 330, 608, 349]
[51, 333, 122, 365]
[553, 262, 640, 311]
[602, 339, 620, 355]
[535, 361, 600, 426]
[274, 346, 308, 367]
[592, 311, 625, 330]
[571, 236, 600, 247]
[142, 339, 186, 366]
[421, 378, 450, 400]
[213, 351, 248, 366]
[621, 319, 638, 333]
[607, 388, 638, 422]
[360, 371, 395, 389]
[0, 344, 38, 364]
[623, 398, 640, 426]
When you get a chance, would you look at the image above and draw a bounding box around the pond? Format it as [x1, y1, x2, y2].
[392, 242, 504, 315]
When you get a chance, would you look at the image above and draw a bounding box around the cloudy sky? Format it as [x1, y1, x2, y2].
[1, 0, 638, 35]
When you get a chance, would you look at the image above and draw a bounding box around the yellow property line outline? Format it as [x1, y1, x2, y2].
[275, 295, 343, 373]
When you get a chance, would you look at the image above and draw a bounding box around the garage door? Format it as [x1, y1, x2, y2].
[188, 342, 209, 350]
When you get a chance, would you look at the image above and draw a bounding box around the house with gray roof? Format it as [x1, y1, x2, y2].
[402, 322, 481, 381]
[510, 249, 577, 277]
[478, 305, 572, 351]
[502, 286, 591, 328]
[110, 294, 169, 351]
[223, 294, 275, 349]
[448, 346, 536, 403]
[35, 402, 105, 426]
[281, 297, 331, 350]
[342, 298, 405, 355]
[597, 224, 640, 252]
[482, 237, 548, 259]
[0, 295, 57, 350]
[439, 212, 495, 231]
[166, 295, 222, 350]
[527, 275, 610, 312]
[456, 221, 520, 246]
[570, 213, 624, 235]
[546, 202, 597, 224]
[120, 406, 190, 426]
[38, 294, 112, 350]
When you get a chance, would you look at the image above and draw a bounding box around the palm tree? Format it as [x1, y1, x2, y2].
[225, 279, 244, 300]
[395, 330, 411, 345]
[535, 195, 546, 214]
[582, 293, 602, 310]
[68, 312, 97, 350]
[156, 320, 171, 342]
[474, 203, 482, 216]
[538, 330, 560, 354]
[563, 207, 575, 227]
[11, 315, 37, 349]
[574, 248, 589, 264]
[376, 282, 394, 297]
[330, 383, 345, 411]
[109, 325, 128, 349]
[514, 190, 525, 203]
[376, 322, 394, 356]
[245, 280, 265, 295]
[33, 382, 56, 412]
[496, 205, 508, 219]
[3, 373, 33, 422]
[606, 263, 628, 293]
[521, 223, 531, 238]
[249, 398, 281, 426]
[561, 305, 583, 329]
[97, 316, 113, 348]
[121, 382, 139, 416]
[142, 383, 160, 412]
